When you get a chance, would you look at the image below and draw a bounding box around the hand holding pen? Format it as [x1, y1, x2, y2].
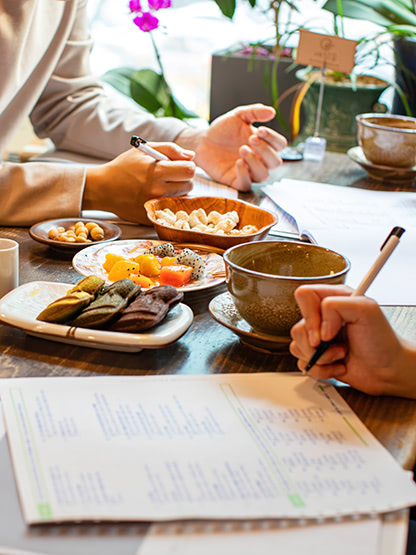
[289, 227, 411, 394]
[302, 226, 405, 372]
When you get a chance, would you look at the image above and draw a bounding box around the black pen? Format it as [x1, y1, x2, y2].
[304, 226, 406, 372]
[130, 135, 169, 161]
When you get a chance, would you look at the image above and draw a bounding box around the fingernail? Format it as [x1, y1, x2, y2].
[257, 128, 267, 138]
[308, 329, 320, 347]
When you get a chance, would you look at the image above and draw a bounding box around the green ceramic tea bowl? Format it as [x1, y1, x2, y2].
[223, 241, 350, 336]
[356, 113, 416, 168]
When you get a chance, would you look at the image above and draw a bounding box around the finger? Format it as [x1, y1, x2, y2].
[255, 126, 288, 151]
[294, 285, 353, 345]
[164, 180, 194, 196]
[248, 134, 284, 170]
[239, 145, 268, 183]
[154, 161, 196, 181]
[294, 288, 326, 347]
[147, 142, 195, 160]
[307, 361, 348, 380]
[291, 316, 348, 361]
[233, 103, 276, 124]
[231, 158, 252, 192]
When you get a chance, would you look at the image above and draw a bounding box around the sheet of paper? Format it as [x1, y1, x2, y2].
[263, 179, 416, 232]
[2, 374, 416, 524]
[137, 518, 381, 555]
[263, 179, 416, 305]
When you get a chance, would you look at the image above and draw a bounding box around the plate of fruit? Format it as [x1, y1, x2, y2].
[72, 240, 226, 292]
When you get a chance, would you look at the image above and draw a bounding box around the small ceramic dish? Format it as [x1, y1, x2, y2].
[144, 196, 278, 250]
[348, 146, 416, 184]
[209, 292, 290, 354]
[29, 218, 122, 251]
[0, 281, 193, 352]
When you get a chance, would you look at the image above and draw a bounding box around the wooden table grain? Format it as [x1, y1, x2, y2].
[1, 151, 416, 476]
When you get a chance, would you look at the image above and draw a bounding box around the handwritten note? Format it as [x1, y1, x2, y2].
[296, 30, 358, 73]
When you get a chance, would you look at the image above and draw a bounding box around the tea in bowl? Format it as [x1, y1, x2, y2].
[356, 113, 416, 168]
[223, 241, 350, 337]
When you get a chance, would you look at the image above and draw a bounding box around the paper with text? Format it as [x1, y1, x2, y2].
[263, 179, 416, 305]
[2, 374, 416, 524]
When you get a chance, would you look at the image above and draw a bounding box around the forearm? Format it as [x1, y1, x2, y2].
[174, 127, 205, 161]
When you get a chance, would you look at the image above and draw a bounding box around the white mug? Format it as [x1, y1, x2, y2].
[0, 239, 19, 298]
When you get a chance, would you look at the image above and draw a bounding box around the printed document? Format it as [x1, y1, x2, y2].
[2, 374, 416, 524]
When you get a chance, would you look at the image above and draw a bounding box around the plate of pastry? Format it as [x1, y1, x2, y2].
[0, 280, 193, 352]
[72, 239, 226, 292]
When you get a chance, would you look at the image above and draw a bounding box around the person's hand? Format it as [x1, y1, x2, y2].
[176, 104, 287, 191]
[83, 142, 195, 223]
[289, 284, 416, 398]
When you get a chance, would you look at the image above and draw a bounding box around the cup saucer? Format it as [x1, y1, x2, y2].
[208, 292, 291, 354]
[347, 146, 416, 184]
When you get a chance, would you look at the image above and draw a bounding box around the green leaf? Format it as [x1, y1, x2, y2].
[101, 67, 197, 120]
[211, 0, 236, 18]
[101, 67, 137, 98]
[130, 69, 170, 113]
[322, 0, 416, 27]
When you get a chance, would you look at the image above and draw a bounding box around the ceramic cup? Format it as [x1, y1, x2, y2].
[223, 240, 350, 337]
[0, 239, 19, 298]
[356, 113, 416, 168]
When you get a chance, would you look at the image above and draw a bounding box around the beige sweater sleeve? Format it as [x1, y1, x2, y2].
[30, 0, 187, 160]
[0, 0, 189, 227]
[0, 162, 86, 227]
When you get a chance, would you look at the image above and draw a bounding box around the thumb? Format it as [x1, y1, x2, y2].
[233, 103, 276, 124]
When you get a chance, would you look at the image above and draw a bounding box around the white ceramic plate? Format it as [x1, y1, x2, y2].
[72, 239, 225, 291]
[0, 282, 193, 352]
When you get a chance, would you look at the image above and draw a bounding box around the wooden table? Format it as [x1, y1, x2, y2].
[1, 151, 416, 554]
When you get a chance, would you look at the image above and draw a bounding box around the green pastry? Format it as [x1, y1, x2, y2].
[72, 279, 141, 328]
[37, 291, 94, 323]
[37, 275, 106, 323]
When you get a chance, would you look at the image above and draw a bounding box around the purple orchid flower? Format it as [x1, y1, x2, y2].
[148, 0, 171, 9]
[129, 0, 142, 13]
[133, 11, 159, 31]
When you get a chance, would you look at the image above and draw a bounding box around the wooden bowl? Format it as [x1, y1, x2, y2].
[144, 196, 278, 250]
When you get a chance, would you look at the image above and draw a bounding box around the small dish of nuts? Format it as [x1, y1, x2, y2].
[29, 218, 122, 252]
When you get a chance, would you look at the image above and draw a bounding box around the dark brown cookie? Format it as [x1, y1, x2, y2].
[144, 285, 183, 308]
[110, 294, 169, 332]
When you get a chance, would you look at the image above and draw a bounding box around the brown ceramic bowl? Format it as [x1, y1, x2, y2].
[223, 241, 350, 337]
[144, 196, 278, 250]
[356, 113, 416, 168]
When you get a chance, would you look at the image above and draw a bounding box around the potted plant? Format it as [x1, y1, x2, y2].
[291, 23, 392, 153]
[209, 0, 316, 140]
[322, 0, 416, 116]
